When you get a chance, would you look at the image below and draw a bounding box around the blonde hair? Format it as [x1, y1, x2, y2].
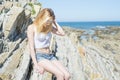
[33, 8, 55, 34]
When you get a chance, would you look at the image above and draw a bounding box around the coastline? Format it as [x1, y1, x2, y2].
[63, 26, 120, 47]
[55, 26, 120, 80]
[59, 21, 120, 30]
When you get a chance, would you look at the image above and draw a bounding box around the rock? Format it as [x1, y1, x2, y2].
[0, 39, 3, 53]
[0, 13, 5, 31]
[54, 35, 85, 80]
[0, 5, 5, 13]
[63, 26, 85, 36]
[62, 26, 120, 80]
[13, 42, 31, 80]
[0, 38, 21, 68]
[0, 0, 3, 4]
[3, 1, 13, 13]
[0, 39, 28, 80]
[3, 6, 25, 40]
[31, 4, 41, 19]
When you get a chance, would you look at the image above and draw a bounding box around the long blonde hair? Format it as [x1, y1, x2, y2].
[33, 8, 55, 34]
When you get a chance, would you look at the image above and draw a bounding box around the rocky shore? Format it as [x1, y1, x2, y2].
[62, 26, 120, 80]
[0, 0, 120, 80]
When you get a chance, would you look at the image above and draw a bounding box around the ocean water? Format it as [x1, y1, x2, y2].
[58, 21, 120, 30]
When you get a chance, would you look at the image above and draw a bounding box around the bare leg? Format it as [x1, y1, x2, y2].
[38, 59, 64, 80]
[51, 60, 71, 80]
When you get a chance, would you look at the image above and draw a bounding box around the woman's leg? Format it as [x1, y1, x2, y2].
[38, 59, 64, 80]
[51, 60, 71, 80]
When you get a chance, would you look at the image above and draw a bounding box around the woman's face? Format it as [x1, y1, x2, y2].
[42, 18, 53, 33]
[46, 19, 53, 25]
[44, 17, 54, 27]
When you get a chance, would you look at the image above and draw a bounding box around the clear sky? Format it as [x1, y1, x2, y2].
[38, 0, 120, 22]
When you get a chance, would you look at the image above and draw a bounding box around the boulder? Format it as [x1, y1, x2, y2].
[3, 6, 25, 40]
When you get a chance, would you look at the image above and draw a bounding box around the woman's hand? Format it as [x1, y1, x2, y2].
[34, 64, 45, 74]
[52, 20, 65, 36]
[53, 20, 57, 28]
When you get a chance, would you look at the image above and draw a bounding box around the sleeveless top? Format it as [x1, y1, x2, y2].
[34, 32, 52, 48]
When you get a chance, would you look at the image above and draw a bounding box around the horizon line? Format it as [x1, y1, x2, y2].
[58, 20, 120, 22]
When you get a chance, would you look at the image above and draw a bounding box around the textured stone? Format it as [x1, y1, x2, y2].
[3, 6, 25, 40]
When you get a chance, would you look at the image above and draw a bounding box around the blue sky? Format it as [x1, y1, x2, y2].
[38, 0, 120, 22]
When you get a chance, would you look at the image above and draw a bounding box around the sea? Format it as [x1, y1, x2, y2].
[59, 21, 120, 40]
[58, 21, 120, 30]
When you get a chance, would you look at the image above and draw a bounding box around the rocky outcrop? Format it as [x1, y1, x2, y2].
[53, 35, 85, 80]
[0, 39, 28, 80]
[3, 6, 26, 40]
[0, 1, 41, 80]
[13, 43, 31, 80]
[66, 26, 120, 80]
[52, 27, 120, 80]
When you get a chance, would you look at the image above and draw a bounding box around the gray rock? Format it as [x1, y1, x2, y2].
[0, 0, 3, 4]
[54, 35, 85, 80]
[3, 6, 25, 40]
[0, 39, 3, 53]
[0, 13, 5, 31]
[13, 43, 31, 80]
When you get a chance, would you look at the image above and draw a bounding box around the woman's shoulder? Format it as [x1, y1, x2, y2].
[27, 24, 36, 33]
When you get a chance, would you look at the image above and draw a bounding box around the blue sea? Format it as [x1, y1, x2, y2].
[58, 21, 120, 30]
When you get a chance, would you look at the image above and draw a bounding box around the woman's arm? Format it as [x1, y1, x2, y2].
[52, 20, 65, 36]
[27, 25, 38, 66]
[27, 25, 44, 74]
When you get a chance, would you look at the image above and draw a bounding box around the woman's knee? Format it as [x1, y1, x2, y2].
[55, 71, 64, 78]
[64, 72, 71, 80]
[56, 71, 71, 80]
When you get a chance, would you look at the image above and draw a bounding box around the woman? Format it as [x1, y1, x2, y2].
[27, 8, 71, 80]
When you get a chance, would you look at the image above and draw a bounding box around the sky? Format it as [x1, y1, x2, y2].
[38, 0, 120, 22]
